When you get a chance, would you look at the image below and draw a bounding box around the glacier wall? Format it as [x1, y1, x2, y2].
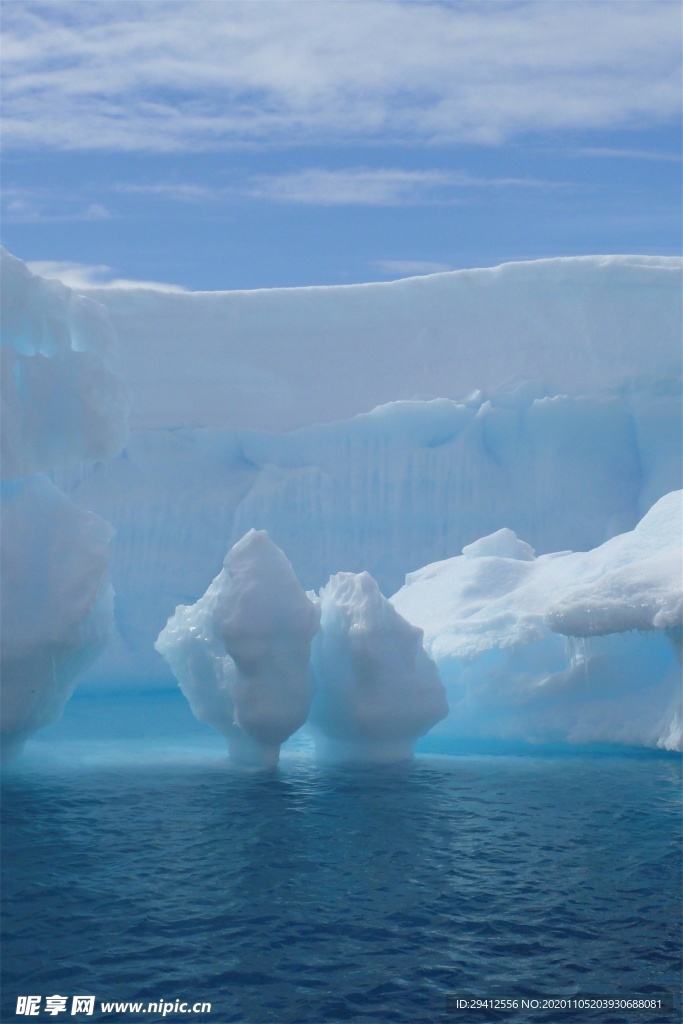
[83, 255, 682, 434]
[62, 255, 681, 690]
[0, 251, 129, 757]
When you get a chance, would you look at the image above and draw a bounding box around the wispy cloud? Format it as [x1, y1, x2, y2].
[26, 260, 186, 292]
[371, 260, 454, 278]
[2, 2, 679, 153]
[113, 183, 220, 202]
[245, 168, 559, 206]
[574, 147, 682, 162]
[2, 189, 113, 223]
[3, 169, 560, 221]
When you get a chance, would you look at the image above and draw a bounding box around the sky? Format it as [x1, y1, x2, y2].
[1, 0, 681, 292]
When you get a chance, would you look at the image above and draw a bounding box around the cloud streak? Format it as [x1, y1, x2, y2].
[26, 260, 187, 292]
[2, 189, 113, 223]
[2, 1, 680, 153]
[245, 168, 561, 205]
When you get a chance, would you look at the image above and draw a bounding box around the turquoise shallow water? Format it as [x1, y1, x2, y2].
[1, 695, 681, 1024]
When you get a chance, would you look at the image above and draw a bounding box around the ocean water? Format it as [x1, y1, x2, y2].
[1, 695, 681, 1024]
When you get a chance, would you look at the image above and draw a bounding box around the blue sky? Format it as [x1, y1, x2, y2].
[1, 0, 681, 291]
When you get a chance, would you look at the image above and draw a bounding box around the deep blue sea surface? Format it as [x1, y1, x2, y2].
[2, 694, 681, 1024]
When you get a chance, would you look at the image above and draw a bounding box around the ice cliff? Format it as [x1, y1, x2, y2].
[0, 251, 128, 758]
[392, 492, 682, 751]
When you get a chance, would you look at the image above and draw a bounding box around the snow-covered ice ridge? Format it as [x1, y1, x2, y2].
[1, 250, 128, 759]
[82, 255, 681, 433]
[392, 492, 682, 752]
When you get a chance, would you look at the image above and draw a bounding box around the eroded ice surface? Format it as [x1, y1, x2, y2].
[155, 530, 320, 767]
[309, 572, 448, 763]
[0, 252, 128, 758]
[64, 388, 682, 688]
[392, 492, 683, 751]
[1, 248, 128, 480]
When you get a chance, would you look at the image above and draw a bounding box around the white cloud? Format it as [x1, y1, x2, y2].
[113, 183, 219, 201]
[575, 147, 682, 162]
[246, 168, 558, 205]
[247, 169, 459, 205]
[26, 260, 186, 292]
[371, 260, 455, 278]
[1, 189, 114, 223]
[84, 203, 112, 220]
[1, 2, 679, 152]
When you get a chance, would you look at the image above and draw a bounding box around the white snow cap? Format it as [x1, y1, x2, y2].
[82, 254, 682, 434]
[155, 530, 320, 767]
[310, 571, 448, 763]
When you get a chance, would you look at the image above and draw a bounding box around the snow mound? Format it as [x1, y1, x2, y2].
[546, 491, 683, 637]
[309, 572, 448, 762]
[155, 530, 320, 767]
[392, 493, 682, 751]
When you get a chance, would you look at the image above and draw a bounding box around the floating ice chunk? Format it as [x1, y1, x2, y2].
[1, 476, 114, 761]
[463, 528, 536, 561]
[155, 530, 320, 767]
[309, 572, 448, 763]
[392, 491, 682, 751]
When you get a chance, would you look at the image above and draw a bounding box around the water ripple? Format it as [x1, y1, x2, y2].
[2, 754, 681, 1023]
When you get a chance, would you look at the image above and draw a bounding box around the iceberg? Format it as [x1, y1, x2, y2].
[0, 251, 128, 758]
[309, 572, 448, 763]
[391, 492, 682, 751]
[58, 256, 680, 691]
[155, 530, 320, 767]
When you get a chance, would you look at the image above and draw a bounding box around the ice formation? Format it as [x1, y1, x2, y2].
[64, 390, 681, 688]
[392, 492, 683, 751]
[309, 572, 448, 762]
[2, 248, 128, 480]
[1, 478, 114, 761]
[0, 250, 128, 758]
[58, 256, 681, 690]
[155, 530, 320, 767]
[81, 255, 681, 433]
